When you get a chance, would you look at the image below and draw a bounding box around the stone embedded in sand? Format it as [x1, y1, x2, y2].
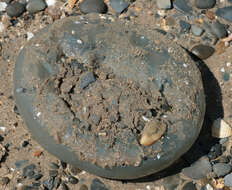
[14, 14, 205, 179]
[140, 119, 166, 146]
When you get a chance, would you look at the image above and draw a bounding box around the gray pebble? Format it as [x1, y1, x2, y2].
[211, 20, 228, 39]
[68, 176, 79, 184]
[191, 25, 204, 36]
[80, 72, 96, 89]
[6, 2, 25, 17]
[182, 157, 212, 180]
[213, 163, 231, 177]
[33, 173, 43, 181]
[156, 0, 171, 10]
[26, 0, 46, 14]
[195, 0, 216, 9]
[42, 177, 54, 190]
[110, 0, 130, 13]
[224, 173, 232, 187]
[173, 0, 192, 15]
[91, 178, 109, 190]
[191, 44, 215, 60]
[216, 6, 232, 22]
[79, 0, 107, 14]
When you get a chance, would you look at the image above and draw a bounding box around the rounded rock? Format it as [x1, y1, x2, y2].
[14, 14, 205, 179]
[6, 2, 25, 17]
[26, 0, 46, 14]
[191, 44, 215, 60]
[79, 0, 107, 14]
[195, 0, 216, 9]
[213, 163, 231, 177]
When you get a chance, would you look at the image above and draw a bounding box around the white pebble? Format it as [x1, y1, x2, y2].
[157, 153, 161, 159]
[183, 63, 188, 68]
[0, 2, 7, 12]
[220, 67, 225, 73]
[142, 116, 150, 122]
[36, 112, 41, 117]
[77, 39, 83, 44]
[27, 32, 34, 41]
[0, 126, 6, 132]
[226, 62, 231, 67]
[206, 184, 213, 190]
[0, 22, 5, 33]
[45, 0, 56, 7]
[146, 185, 151, 190]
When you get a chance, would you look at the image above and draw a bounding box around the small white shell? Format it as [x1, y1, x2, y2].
[140, 119, 166, 146]
[212, 118, 232, 138]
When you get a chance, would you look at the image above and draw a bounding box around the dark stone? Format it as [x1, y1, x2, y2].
[70, 166, 82, 175]
[14, 105, 20, 115]
[33, 173, 43, 181]
[60, 161, 67, 169]
[216, 6, 232, 22]
[22, 140, 29, 147]
[195, 0, 216, 9]
[182, 157, 212, 180]
[15, 160, 28, 170]
[26, 0, 46, 14]
[182, 182, 196, 190]
[110, 0, 130, 13]
[68, 176, 79, 184]
[6, 2, 25, 17]
[79, 0, 108, 14]
[211, 20, 228, 39]
[179, 20, 191, 33]
[91, 178, 109, 190]
[223, 72, 230, 81]
[173, 0, 192, 14]
[208, 144, 222, 160]
[79, 72, 96, 89]
[191, 44, 215, 60]
[213, 163, 231, 177]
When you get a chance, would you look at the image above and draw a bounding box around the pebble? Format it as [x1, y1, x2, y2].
[223, 72, 230, 81]
[80, 72, 96, 89]
[195, 0, 216, 9]
[6, 2, 26, 17]
[45, 0, 56, 7]
[80, 184, 88, 190]
[213, 163, 231, 177]
[68, 176, 79, 184]
[179, 20, 191, 33]
[79, 0, 107, 14]
[90, 178, 109, 190]
[43, 177, 54, 190]
[0, 22, 4, 33]
[156, 0, 171, 10]
[208, 144, 222, 160]
[224, 173, 232, 186]
[173, 0, 192, 15]
[211, 20, 228, 39]
[22, 140, 29, 147]
[191, 44, 215, 60]
[69, 166, 82, 175]
[0, 2, 7, 12]
[33, 173, 43, 181]
[26, 0, 47, 14]
[182, 182, 197, 190]
[191, 25, 204, 36]
[110, 0, 130, 13]
[182, 157, 212, 180]
[0, 177, 10, 185]
[216, 6, 232, 22]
